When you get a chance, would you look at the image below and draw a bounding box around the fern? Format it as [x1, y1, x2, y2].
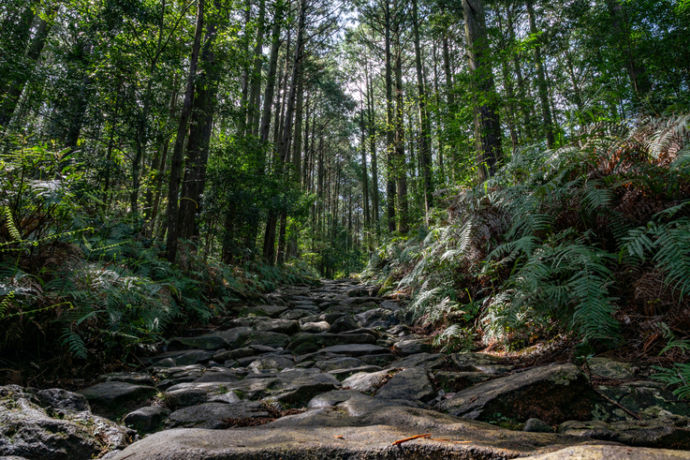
[581, 181, 614, 214]
[623, 217, 690, 298]
[0, 291, 15, 318]
[61, 328, 87, 359]
[652, 324, 690, 400]
[3, 206, 21, 241]
[433, 324, 474, 352]
[652, 364, 690, 400]
[652, 219, 690, 298]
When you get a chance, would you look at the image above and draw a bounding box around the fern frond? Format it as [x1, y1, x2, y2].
[622, 226, 656, 259]
[4, 206, 21, 241]
[0, 291, 15, 318]
[61, 328, 87, 359]
[582, 182, 613, 213]
[652, 219, 690, 297]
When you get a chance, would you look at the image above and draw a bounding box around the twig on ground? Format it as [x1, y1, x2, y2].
[391, 433, 431, 446]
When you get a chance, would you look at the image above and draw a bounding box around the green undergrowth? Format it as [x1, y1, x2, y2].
[0, 140, 316, 378]
[365, 116, 690, 373]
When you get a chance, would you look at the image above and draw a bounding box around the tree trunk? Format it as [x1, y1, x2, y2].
[606, 0, 651, 102]
[359, 110, 370, 231]
[178, 11, 222, 244]
[365, 55, 379, 237]
[463, 0, 502, 179]
[497, 4, 519, 151]
[526, 0, 555, 148]
[131, 0, 169, 216]
[0, 4, 34, 102]
[146, 77, 179, 237]
[260, 0, 284, 145]
[247, 0, 266, 135]
[393, 19, 408, 233]
[292, 74, 304, 180]
[411, 0, 433, 221]
[383, 0, 396, 233]
[264, 0, 307, 264]
[165, 0, 204, 262]
[432, 41, 445, 183]
[0, 13, 51, 126]
[237, 0, 252, 137]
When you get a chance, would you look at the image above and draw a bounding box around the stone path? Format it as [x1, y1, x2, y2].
[2, 280, 689, 459]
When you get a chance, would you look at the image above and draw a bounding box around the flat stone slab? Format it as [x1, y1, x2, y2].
[167, 402, 269, 429]
[316, 357, 364, 372]
[392, 338, 431, 355]
[288, 332, 378, 354]
[104, 423, 563, 460]
[168, 334, 228, 351]
[79, 381, 157, 417]
[244, 305, 289, 317]
[375, 367, 434, 401]
[319, 344, 388, 356]
[153, 349, 213, 366]
[559, 419, 690, 449]
[523, 444, 690, 459]
[342, 369, 393, 393]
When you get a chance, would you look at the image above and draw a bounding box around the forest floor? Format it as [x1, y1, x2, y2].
[1, 280, 690, 459]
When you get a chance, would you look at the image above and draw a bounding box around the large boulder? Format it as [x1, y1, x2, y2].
[439, 363, 600, 424]
[0, 385, 133, 460]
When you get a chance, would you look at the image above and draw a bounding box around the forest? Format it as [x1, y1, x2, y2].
[1, 0, 690, 458]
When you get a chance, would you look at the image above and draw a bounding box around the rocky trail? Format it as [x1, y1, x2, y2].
[2, 280, 689, 459]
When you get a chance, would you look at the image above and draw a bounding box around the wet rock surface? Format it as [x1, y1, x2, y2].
[6, 280, 690, 459]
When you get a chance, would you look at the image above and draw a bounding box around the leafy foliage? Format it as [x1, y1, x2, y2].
[652, 323, 690, 400]
[368, 116, 690, 351]
[0, 140, 315, 370]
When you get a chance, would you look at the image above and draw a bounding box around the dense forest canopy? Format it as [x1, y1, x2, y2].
[0, 0, 689, 376]
[1, 0, 687, 273]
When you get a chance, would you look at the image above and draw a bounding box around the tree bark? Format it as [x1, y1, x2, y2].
[359, 109, 370, 230]
[365, 56, 379, 236]
[383, 0, 396, 233]
[463, 0, 502, 179]
[393, 17, 408, 233]
[411, 0, 433, 221]
[247, 0, 266, 135]
[165, 0, 204, 262]
[0, 12, 51, 126]
[526, 0, 555, 148]
[606, 0, 652, 103]
[264, 0, 307, 264]
[177, 12, 221, 243]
